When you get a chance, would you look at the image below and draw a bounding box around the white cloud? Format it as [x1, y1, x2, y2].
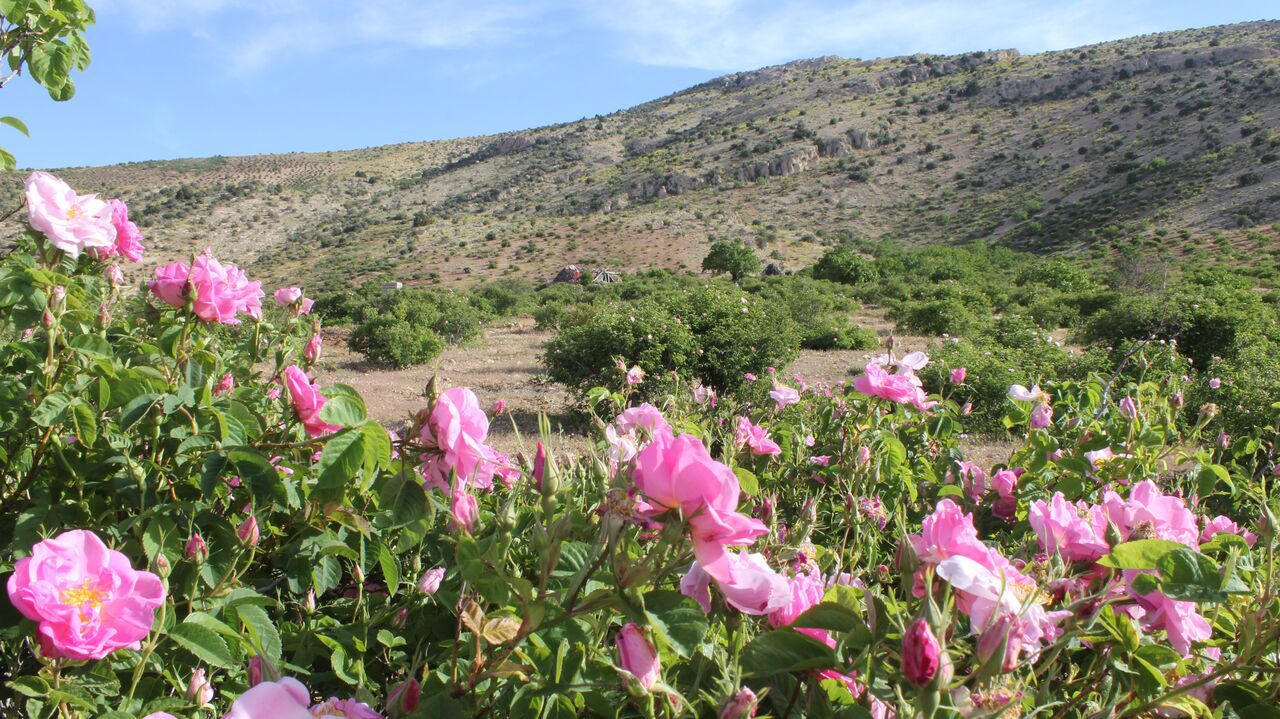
[100, 0, 1174, 76]
[102, 0, 545, 73]
[586, 0, 1162, 71]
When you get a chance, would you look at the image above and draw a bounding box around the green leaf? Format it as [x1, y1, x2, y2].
[168, 622, 234, 668]
[318, 393, 366, 426]
[643, 590, 709, 658]
[315, 428, 365, 496]
[234, 603, 282, 665]
[742, 629, 837, 676]
[1157, 546, 1247, 602]
[1098, 539, 1185, 570]
[69, 399, 97, 445]
[733, 466, 758, 496]
[0, 116, 30, 137]
[792, 602, 863, 635]
[69, 333, 112, 360]
[32, 391, 71, 426]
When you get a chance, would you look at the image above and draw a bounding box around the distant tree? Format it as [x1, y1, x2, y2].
[702, 241, 761, 281]
[0, 0, 96, 169]
[812, 247, 877, 285]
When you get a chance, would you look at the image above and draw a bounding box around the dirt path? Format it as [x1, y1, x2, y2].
[315, 310, 1014, 467]
[315, 318, 589, 457]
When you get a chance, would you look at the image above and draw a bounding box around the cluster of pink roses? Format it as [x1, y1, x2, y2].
[417, 387, 519, 530]
[909, 500, 1070, 668]
[150, 251, 264, 324]
[25, 172, 145, 262]
[1030, 481, 1253, 654]
[853, 352, 936, 411]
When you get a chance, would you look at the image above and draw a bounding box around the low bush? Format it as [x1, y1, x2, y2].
[348, 288, 484, 367]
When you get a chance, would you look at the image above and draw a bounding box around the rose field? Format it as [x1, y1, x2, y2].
[0, 170, 1277, 719]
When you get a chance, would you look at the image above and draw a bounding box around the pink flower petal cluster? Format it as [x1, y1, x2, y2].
[25, 172, 116, 257]
[1008, 384, 1053, 428]
[149, 253, 264, 324]
[418, 387, 507, 493]
[6, 529, 165, 660]
[283, 365, 341, 437]
[1030, 481, 1212, 655]
[274, 287, 315, 315]
[89, 199, 145, 262]
[1200, 515, 1257, 546]
[225, 677, 380, 719]
[768, 384, 801, 410]
[734, 416, 781, 456]
[680, 552, 790, 616]
[615, 403, 672, 444]
[910, 501, 1067, 661]
[854, 360, 935, 411]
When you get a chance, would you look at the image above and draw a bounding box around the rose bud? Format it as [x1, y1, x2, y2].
[902, 617, 942, 687]
[616, 622, 660, 694]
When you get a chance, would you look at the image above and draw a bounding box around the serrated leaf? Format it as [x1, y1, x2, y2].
[742, 629, 837, 676]
[482, 617, 522, 645]
[168, 622, 234, 668]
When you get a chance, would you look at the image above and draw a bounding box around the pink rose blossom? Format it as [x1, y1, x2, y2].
[25, 172, 117, 257]
[225, 678, 314, 719]
[1200, 516, 1257, 547]
[615, 403, 672, 443]
[734, 416, 781, 456]
[6, 529, 165, 660]
[214, 372, 235, 397]
[625, 365, 645, 386]
[103, 264, 125, 285]
[308, 697, 383, 718]
[1119, 396, 1139, 419]
[1028, 493, 1108, 562]
[950, 367, 967, 385]
[768, 384, 801, 410]
[902, 618, 941, 687]
[90, 199, 145, 262]
[237, 515, 260, 546]
[720, 688, 759, 719]
[768, 570, 826, 629]
[284, 365, 341, 437]
[683, 553, 791, 616]
[450, 490, 478, 532]
[419, 387, 497, 491]
[1208, 378, 1221, 389]
[1030, 402, 1054, 429]
[149, 253, 264, 324]
[274, 287, 302, 306]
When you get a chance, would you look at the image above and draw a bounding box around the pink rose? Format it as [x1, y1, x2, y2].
[274, 287, 302, 306]
[902, 618, 941, 686]
[25, 172, 116, 257]
[284, 365, 340, 437]
[224, 678, 314, 719]
[625, 365, 645, 386]
[720, 688, 759, 719]
[733, 416, 781, 457]
[90, 199, 145, 262]
[419, 387, 494, 490]
[950, 367, 966, 385]
[768, 384, 800, 410]
[308, 697, 383, 718]
[148, 253, 263, 324]
[6, 529, 165, 660]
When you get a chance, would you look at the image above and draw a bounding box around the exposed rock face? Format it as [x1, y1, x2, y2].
[485, 134, 536, 157]
[708, 56, 844, 91]
[625, 135, 676, 157]
[628, 173, 708, 199]
[818, 129, 875, 157]
[985, 43, 1268, 103]
[732, 147, 819, 182]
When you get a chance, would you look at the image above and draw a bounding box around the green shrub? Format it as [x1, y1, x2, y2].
[544, 283, 799, 393]
[468, 278, 536, 320]
[894, 296, 987, 337]
[701, 240, 761, 281]
[800, 314, 880, 350]
[348, 288, 484, 367]
[812, 246, 877, 285]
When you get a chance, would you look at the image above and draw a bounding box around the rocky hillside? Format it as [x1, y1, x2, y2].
[6, 20, 1280, 288]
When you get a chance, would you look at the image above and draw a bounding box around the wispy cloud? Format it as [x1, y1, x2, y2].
[587, 0, 1162, 71]
[99, 0, 1199, 76]
[102, 0, 546, 73]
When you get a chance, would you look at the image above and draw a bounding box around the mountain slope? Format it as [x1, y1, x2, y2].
[8, 20, 1280, 288]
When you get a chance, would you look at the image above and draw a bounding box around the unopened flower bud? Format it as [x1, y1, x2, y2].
[902, 617, 942, 687]
[387, 678, 421, 716]
[237, 515, 260, 546]
[720, 687, 759, 719]
[418, 566, 445, 595]
[185, 533, 208, 561]
[187, 667, 214, 705]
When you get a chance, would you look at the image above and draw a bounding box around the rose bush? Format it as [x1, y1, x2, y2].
[0, 172, 1277, 718]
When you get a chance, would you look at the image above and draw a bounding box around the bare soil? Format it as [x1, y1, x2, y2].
[315, 311, 1015, 467]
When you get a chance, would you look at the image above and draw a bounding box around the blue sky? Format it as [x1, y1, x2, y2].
[5, 0, 1275, 168]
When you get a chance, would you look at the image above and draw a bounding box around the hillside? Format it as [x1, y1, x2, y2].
[6, 20, 1280, 289]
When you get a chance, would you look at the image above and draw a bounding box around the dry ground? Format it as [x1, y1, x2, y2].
[314, 311, 1016, 467]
